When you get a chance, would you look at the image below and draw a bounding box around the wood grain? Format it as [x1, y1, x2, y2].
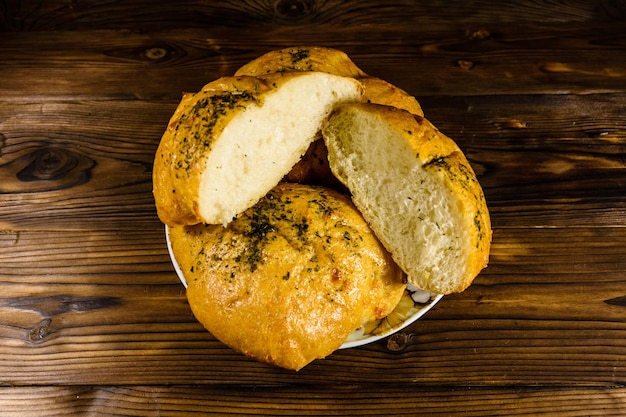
[2, 21, 626, 100]
[4, 0, 624, 31]
[1, 228, 626, 386]
[0, 385, 625, 416]
[2, 0, 626, 414]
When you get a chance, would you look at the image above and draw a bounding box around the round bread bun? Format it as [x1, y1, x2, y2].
[153, 71, 363, 226]
[168, 183, 406, 371]
[322, 103, 491, 294]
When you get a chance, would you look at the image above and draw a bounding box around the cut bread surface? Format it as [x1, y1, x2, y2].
[198, 72, 363, 224]
[323, 103, 491, 294]
[153, 71, 364, 226]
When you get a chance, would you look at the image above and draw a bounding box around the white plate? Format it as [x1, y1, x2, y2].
[165, 225, 442, 349]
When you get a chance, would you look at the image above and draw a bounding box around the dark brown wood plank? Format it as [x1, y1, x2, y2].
[1, 227, 626, 386]
[0, 100, 171, 231]
[1, 20, 626, 99]
[3, 0, 622, 32]
[0, 229, 174, 284]
[1, 0, 626, 412]
[0, 385, 625, 416]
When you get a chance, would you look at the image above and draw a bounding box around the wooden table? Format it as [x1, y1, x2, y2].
[2, 1, 626, 415]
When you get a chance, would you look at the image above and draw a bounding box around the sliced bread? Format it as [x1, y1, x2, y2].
[322, 103, 491, 294]
[153, 71, 364, 226]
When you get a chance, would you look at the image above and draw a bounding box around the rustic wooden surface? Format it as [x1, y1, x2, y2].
[2, 0, 626, 415]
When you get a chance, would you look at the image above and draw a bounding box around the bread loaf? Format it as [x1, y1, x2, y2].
[322, 103, 491, 294]
[168, 183, 405, 371]
[153, 71, 364, 226]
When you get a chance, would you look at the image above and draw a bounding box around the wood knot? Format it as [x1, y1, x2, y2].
[273, 0, 316, 20]
[386, 332, 410, 352]
[457, 59, 475, 71]
[104, 44, 180, 63]
[490, 119, 529, 130]
[20, 149, 77, 181]
[145, 47, 168, 61]
[28, 319, 53, 343]
[465, 28, 492, 40]
[15, 147, 94, 190]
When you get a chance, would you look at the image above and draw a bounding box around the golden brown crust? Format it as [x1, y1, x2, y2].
[283, 138, 347, 191]
[235, 48, 423, 117]
[153, 71, 362, 226]
[360, 77, 424, 116]
[153, 76, 273, 226]
[234, 46, 368, 78]
[169, 183, 405, 371]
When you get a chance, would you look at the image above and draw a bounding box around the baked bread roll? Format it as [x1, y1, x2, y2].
[153, 71, 364, 226]
[168, 183, 405, 371]
[322, 103, 491, 294]
[156, 46, 491, 370]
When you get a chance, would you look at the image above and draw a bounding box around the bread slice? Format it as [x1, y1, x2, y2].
[153, 71, 364, 226]
[322, 103, 491, 294]
[169, 183, 405, 371]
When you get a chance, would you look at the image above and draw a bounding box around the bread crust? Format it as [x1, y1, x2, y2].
[169, 183, 405, 371]
[235, 47, 426, 187]
[234, 46, 368, 78]
[359, 77, 424, 116]
[235, 47, 422, 116]
[153, 71, 363, 226]
[153, 75, 272, 226]
[323, 103, 491, 294]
